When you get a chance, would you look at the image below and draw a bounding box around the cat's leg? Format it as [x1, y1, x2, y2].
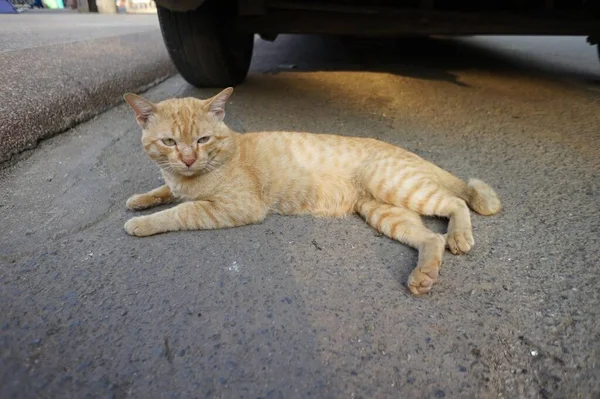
[126, 184, 175, 210]
[415, 178, 501, 254]
[357, 200, 446, 295]
[364, 164, 474, 255]
[433, 196, 474, 256]
[395, 185, 474, 255]
[372, 178, 474, 255]
[124, 199, 267, 237]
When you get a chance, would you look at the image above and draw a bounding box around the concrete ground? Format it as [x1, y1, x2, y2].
[0, 12, 175, 164]
[0, 12, 159, 52]
[1, 35, 599, 398]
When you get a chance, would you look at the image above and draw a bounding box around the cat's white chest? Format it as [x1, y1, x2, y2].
[162, 171, 212, 201]
[169, 182, 194, 201]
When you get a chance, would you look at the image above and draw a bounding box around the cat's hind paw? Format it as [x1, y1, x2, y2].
[407, 261, 440, 295]
[445, 230, 474, 255]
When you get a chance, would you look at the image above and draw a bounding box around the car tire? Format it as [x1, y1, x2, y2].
[157, 4, 254, 88]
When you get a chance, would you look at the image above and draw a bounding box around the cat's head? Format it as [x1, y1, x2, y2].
[124, 88, 234, 177]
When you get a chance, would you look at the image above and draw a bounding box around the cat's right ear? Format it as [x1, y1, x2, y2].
[206, 87, 233, 122]
[123, 93, 156, 128]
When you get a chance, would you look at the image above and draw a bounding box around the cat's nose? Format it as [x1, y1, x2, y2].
[182, 158, 196, 167]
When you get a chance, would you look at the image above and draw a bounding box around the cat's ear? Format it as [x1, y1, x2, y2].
[123, 93, 156, 128]
[206, 87, 233, 122]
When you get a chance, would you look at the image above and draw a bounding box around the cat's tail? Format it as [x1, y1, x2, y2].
[462, 178, 502, 216]
[435, 169, 501, 216]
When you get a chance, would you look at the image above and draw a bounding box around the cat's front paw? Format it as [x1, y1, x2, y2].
[124, 216, 159, 237]
[446, 230, 474, 255]
[126, 194, 154, 210]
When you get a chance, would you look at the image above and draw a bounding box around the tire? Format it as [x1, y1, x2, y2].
[157, 4, 254, 88]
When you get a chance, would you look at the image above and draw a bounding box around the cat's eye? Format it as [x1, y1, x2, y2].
[197, 136, 210, 144]
[161, 138, 176, 146]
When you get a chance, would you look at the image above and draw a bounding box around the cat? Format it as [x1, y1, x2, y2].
[123, 88, 501, 295]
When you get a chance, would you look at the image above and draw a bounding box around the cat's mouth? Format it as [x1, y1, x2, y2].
[160, 160, 211, 177]
[158, 163, 199, 177]
[175, 168, 199, 177]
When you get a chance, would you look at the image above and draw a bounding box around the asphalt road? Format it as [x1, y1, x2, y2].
[1, 35, 599, 398]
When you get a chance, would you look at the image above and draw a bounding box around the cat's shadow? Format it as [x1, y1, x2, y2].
[126, 195, 449, 292]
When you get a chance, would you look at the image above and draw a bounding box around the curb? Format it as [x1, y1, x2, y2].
[0, 30, 177, 165]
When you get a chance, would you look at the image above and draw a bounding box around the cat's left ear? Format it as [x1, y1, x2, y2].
[123, 93, 157, 128]
[206, 87, 233, 122]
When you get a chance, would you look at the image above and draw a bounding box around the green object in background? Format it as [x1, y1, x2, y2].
[43, 0, 64, 8]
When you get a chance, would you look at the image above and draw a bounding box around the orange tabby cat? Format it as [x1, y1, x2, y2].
[123, 88, 501, 295]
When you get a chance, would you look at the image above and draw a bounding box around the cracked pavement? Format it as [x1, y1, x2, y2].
[1, 35, 599, 398]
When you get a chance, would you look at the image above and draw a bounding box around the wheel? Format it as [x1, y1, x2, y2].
[157, 3, 254, 88]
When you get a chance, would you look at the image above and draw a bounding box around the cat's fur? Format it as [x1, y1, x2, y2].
[123, 88, 501, 295]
